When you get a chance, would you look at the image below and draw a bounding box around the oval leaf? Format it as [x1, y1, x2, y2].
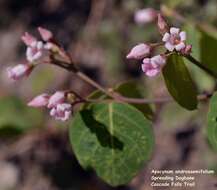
[207, 92, 217, 152]
[163, 54, 198, 110]
[69, 103, 154, 186]
[200, 28, 217, 76]
[115, 81, 154, 120]
[184, 25, 217, 78]
[183, 24, 215, 91]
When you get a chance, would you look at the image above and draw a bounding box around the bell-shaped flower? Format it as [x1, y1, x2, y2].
[50, 103, 72, 121]
[141, 55, 166, 77]
[162, 27, 186, 52]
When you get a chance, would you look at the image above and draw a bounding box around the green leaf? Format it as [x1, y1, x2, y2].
[183, 24, 217, 78]
[70, 103, 154, 186]
[0, 96, 43, 136]
[84, 81, 154, 120]
[115, 81, 154, 120]
[207, 92, 217, 152]
[163, 54, 198, 110]
[184, 24, 215, 91]
[200, 28, 217, 75]
[184, 24, 201, 60]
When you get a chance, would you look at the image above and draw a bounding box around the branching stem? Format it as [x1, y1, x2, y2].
[51, 57, 212, 105]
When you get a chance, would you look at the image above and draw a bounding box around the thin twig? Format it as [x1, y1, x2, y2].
[51, 58, 212, 105]
[185, 55, 217, 78]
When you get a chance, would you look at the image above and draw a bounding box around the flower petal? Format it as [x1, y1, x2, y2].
[179, 31, 186, 41]
[38, 27, 53, 41]
[170, 27, 180, 34]
[151, 55, 166, 65]
[141, 63, 148, 72]
[143, 58, 151, 64]
[162, 32, 170, 42]
[175, 42, 185, 51]
[146, 69, 160, 77]
[21, 32, 37, 46]
[165, 42, 175, 51]
[48, 91, 65, 108]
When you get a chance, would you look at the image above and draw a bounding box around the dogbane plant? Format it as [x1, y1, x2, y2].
[6, 10, 217, 186]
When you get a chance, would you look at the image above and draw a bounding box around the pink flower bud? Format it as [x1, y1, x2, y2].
[21, 32, 37, 46]
[126, 43, 151, 60]
[38, 27, 53, 41]
[157, 14, 169, 35]
[7, 64, 33, 81]
[134, 8, 157, 25]
[142, 55, 166, 77]
[28, 93, 50, 107]
[47, 91, 65, 108]
[50, 103, 72, 121]
[181, 44, 192, 55]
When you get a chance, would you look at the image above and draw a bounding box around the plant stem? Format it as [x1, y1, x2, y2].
[75, 71, 110, 95]
[52, 58, 212, 104]
[185, 55, 217, 78]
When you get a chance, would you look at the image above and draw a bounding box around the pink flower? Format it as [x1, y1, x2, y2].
[21, 32, 37, 46]
[50, 103, 72, 121]
[38, 27, 53, 41]
[142, 55, 166, 77]
[28, 93, 50, 107]
[126, 43, 151, 60]
[134, 8, 157, 25]
[47, 91, 65, 108]
[26, 41, 44, 63]
[7, 64, 32, 81]
[162, 27, 186, 52]
[157, 14, 169, 35]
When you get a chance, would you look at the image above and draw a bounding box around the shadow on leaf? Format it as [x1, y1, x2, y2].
[80, 109, 124, 151]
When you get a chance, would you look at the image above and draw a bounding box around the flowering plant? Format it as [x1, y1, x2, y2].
[6, 6, 217, 186]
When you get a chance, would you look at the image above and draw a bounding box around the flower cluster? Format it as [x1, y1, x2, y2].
[28, 91, 72, 121]
[127, 13, 192, 77]
[7, 27, 54, 81]
[6, 12, 193, 122]
[6, 27, 78, 122]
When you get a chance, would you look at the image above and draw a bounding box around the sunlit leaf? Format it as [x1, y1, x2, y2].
[70, 103, 154, 186]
